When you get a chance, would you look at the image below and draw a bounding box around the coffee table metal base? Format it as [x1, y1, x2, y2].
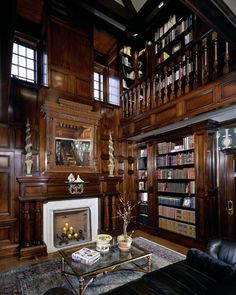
[61, 255, 152, 295]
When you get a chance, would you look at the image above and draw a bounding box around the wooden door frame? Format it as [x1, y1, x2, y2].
[218, 149, 236, 238]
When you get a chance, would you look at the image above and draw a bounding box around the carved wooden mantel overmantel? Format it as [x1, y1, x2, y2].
[40, 99, 101, 173]
[17, 174, 123, 258]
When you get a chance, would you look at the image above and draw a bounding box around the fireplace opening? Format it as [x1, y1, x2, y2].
[54, 208, 91, 248]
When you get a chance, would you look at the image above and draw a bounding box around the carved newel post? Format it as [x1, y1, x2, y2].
[25, 119, 33, 176]
[108, 132, 115, 176]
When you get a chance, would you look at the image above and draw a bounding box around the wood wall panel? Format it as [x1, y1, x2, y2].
[50, 19, 91, 79]
[51, 70, 67, 92]
[14, 127, 25, 149]
[0, 226, 10, 245]
[0, 172, 10, 215]
[185, 90, 213, 113]
[155, 105, 177, 125]
[0, 152, 14, 222]
[0, 125, 10, 148]
[135, 117, 150, 133]
[221, 79, 236, 101]
[76, 79, 90, 98]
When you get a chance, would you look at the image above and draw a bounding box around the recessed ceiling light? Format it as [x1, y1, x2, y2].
[158, 1, 164, 9]
[132, 33, 138, 37]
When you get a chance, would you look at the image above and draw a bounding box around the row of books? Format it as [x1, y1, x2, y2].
[159, 217, 196, 238]
[157, 136, 194, 154]
[154, 15, 180, 42]
[122, 46, 132, 56]
[157, 152, 194, 167]
[157, 181, 195, 194]
[138, 170, 147, 179]
[157, 167, 195, 179]
[158, 205, 196, 223]
[72, 247, 100, 265]
[158, 195, 195, 209]
[156, 59, 194, 81]
[122, 56, 132, 67]
[154, 17, 193, 54]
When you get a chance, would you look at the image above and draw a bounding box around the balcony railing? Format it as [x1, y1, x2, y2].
[121, 31, 234, 119]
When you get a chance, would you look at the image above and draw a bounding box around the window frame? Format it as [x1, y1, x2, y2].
[11, 38, 38, 84]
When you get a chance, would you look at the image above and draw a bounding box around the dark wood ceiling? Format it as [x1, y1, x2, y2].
[16, 0, 236, 56]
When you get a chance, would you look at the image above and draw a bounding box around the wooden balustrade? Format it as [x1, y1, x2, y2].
[121, 32, 234, 118]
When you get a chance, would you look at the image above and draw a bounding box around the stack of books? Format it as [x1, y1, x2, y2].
[72, 247, 100, 265]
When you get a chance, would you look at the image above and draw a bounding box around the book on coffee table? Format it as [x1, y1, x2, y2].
[72, 247, 100, 264]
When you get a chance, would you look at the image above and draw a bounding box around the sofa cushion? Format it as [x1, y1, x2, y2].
[143, 260, 216, 295]
[101, 277, 165, 295]
[186, 248, 235, 281]
[218, 240, 236, 266]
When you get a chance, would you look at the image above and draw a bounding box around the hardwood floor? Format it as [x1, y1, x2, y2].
[0, 230, 189, 273]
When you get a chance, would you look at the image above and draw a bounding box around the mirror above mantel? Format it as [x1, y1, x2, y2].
[41, 99, 100, 173]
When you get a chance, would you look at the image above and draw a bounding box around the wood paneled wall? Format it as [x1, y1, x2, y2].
[46, 17, 93, 102]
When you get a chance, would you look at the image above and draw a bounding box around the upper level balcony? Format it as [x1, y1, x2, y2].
[120, 30, 236, 140]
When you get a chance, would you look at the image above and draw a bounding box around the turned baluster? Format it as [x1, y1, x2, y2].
[177, 60, 183, 97]
[202, 37, 209, 85]
[146, 79, 151, 110]
[142, 82, 146, 111]
[133, 87, 137, 115]
[223, 41, 230, 74]
[151, 74, 157, 108]
[185, 55, 190, 94]
[125, 92, 129, 117]
[158, 74, 163, 106]
[212, 32, 218, 80]
[170, 65, 176, 100]
[163, 68, 168, 104]
[129, 90, 133, 116]
[193, 45, 199, 89]
[137, 85, 141, 114]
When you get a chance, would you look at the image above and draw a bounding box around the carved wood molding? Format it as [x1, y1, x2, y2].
[41, 99, 101, 173]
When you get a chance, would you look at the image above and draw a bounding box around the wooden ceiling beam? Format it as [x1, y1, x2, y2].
[121, 0, 136, 18]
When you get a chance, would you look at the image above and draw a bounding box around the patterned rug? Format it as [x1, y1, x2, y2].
[0, 237, 185, 295]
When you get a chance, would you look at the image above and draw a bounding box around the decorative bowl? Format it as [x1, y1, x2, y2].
[96, 234, 112, 245]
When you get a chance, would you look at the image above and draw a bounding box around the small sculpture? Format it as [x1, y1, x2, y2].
[67, 173, 85, 194]
[25, 119, 33, 176]
[108, 132, 115, 176]
[74, 174, 84, 183]
[68, 173, 75, 182]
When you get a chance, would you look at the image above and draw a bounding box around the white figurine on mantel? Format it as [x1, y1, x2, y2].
[74, 175, 84, 183]
[108, 132, 115, 177]
[68, 173, 75, 182]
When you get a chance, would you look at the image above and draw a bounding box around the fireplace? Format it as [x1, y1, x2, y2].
[54, 208, 91, 248]
[43, 198, 99, 252]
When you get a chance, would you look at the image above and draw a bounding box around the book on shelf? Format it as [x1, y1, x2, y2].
[72, 247, 100, 264]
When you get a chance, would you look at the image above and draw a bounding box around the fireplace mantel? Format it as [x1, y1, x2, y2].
[17, 174, 123, 258]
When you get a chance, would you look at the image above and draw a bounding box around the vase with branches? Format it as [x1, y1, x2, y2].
[115, 196, 140, 249]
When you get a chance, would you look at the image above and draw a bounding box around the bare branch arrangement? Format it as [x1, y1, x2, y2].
[116, 197, 140, 237]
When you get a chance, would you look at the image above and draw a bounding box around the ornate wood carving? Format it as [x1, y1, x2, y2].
[41, 99, 100, 173]
[17, 175, 123, 258]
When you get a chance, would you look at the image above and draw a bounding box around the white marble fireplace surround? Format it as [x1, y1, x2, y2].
[43, 198, 99, 253]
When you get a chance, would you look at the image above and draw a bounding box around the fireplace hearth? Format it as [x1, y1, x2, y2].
[43, 198, 99, 252]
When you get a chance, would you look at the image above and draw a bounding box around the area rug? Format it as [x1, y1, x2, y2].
[0, 237, 185, 295]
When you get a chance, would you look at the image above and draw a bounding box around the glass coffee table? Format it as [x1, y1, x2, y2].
[59, 241, 152, 295]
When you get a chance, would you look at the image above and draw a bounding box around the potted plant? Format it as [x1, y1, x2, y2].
[115, 196, 140, 251]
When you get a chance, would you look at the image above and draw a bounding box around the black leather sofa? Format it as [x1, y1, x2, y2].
[102, 238, 236, 295]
